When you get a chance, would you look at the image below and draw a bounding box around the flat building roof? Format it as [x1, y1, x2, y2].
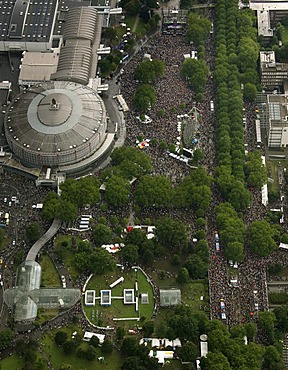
[0, 0, 57, 42]
[19, 52, 59, 83]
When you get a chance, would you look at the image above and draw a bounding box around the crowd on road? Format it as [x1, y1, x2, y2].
[0, 173, 49, 287]
[119, 12, 287, 332]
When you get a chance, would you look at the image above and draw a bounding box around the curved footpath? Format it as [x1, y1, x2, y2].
[26, 218, 62, 261]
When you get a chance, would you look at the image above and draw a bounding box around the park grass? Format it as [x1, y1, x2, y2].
[271, 266, 288, 278]
[266, 159, 280, 195]
[1, 353, 49, 370]
[149, 256, 179, 288]
[40, 254, 61, 287]
[282, 27, 288, 46]
[124, 15, 146, 37]
[83, 267, 154, 327]
[41, 325, 122, 370]
[1, 353, 23, 370]
[181, 280, 209, 313]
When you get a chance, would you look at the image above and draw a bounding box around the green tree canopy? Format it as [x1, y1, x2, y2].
[58, 199, 78, 223]
[26, 223, 41, 243]
[122, 0, 142, 15]
[168, 306, 200, 342]
[185, 254, 208, 279]
[105, 175, 130, 207]
[225, 241, 244, 263]
[263, 345, 284, 370]
[156, 217, 188, 252]
[247, 220, 278, 257]
[142, 321, 154, 337]
[134, 59, 165, 83]
[134, 175, 174, 208]
[102, 27, 117, 41]
[273, 305, 288, 332]
[121, 244, 139, 265]
[134, 84, 156, 112]
[178, 341, 199, 363]
[201, 352, 232, 370]
[176, 267, 190, 284]
[101, 339, 113, 354]
[238, 37, 259, 73]
[243, 83, 257, 101]
[92, 224, 113, 247]
[0, 329, 14, 351]
[180, 58, 209, 94]
[227, 180, 251, 211]
[90, 248, 116, 275]
[42, 191, 61, 221]
[60, 176, 100, 208]
[55, 331, 68, 346]
[186, 13, 211, 47]
[244, 151, 268, 189]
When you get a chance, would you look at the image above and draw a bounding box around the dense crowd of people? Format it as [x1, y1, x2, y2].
[119, 15, 286, 332]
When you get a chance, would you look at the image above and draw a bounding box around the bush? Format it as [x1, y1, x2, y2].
[98, 216, 107, 224]
[55, 331, 68, 346]
[268, 263, 283, 275]
[195, 230, 206, 240]
[101, 339, 113, 354]
[100, 203, 108, 212]
[269, 292, 288, 304]
[172, 254, 181, 265]
[196, 218, 206, 228]
[281, 233, 288, 244]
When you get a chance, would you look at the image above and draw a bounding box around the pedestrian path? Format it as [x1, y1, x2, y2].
[26, 218, 62, 261]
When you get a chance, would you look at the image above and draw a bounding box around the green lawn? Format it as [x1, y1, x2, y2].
[40, 254, 61, 287]
[181, 280, 209, 312]
[149, 256, 179, 288]
[41, 326, 122, 370]
[83, 267, 154, 327]
[1, 354, 23, 370]
[266, 159, 280, 194]
[1, 352, 49, 370]
[282, 27, 288, 46]
[124, 15, 146, 37]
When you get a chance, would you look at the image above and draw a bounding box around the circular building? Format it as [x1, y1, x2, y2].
[4, 81, 108, 169]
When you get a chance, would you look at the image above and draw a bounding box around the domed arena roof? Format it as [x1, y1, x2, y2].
[4, 81, 107, 167]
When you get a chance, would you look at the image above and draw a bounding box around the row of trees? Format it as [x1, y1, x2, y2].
[41, 150, 211, 224]
[216, 202, 245, 262]
[55, 238, 116, 276]
[92, 216, 189, 267]
[134, 167, 212, 210]
[15, 338, 45, 370]
[133, 59, 165, 112]
[180, 13, 210, 100]
[215, 202, 278, 261]
[211, 0, 275, 264]
[42, 176, 101, 222]
[54, 330, 113, 362]
[213, 0, 266, 216]
[152, 304, 283, 369]
[104, 150, 212, 210]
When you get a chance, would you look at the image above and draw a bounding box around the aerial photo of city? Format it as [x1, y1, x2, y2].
[1, 0, 288, 368]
